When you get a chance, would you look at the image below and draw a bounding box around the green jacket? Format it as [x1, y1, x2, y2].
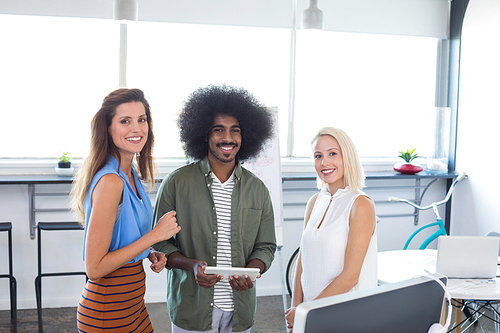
[153, 157, 276, 332]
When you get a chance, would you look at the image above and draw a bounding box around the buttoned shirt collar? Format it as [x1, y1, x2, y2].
[200, 157, 242, 182]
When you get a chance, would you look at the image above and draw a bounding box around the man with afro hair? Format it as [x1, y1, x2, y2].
[153, 84, 277, 333]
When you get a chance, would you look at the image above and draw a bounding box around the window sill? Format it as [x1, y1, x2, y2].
[0, 157, 427, 176]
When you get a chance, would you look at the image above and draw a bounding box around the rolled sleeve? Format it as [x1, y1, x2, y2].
[152, 174, 181, 260]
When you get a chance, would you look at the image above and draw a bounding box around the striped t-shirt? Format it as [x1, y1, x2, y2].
[211, 172, 235, 312]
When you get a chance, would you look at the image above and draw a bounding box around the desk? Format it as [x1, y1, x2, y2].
[378, 250, 500, 332]
[1, 171, 461, 239]
[283, 171, 460, 231]
[0, 175, 74, 239]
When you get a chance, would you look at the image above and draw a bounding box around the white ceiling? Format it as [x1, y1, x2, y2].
[0, 0, 450, 38]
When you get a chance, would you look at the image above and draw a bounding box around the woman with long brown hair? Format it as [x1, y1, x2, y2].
[71, 88, 180, 332]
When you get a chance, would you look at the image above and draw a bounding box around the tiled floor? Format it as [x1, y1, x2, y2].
[0, 295, 287, 333]
[1, 296, 499, 332]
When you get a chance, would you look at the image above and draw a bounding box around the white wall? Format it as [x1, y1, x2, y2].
[0, 0, 455, 312]
[0, 0, 449, 38]
[0, 175, 450, 310]
[0, 180, 283, 311]
[450, 0, 500, 236]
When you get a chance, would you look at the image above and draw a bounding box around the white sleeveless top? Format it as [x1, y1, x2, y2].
[300, 185, 378, 302]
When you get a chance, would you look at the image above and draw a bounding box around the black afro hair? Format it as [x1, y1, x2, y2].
[177, 84, 274, 162]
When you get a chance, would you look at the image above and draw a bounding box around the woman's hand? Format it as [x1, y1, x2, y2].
[153, 211, 181, 242]
[148, 251, 167, 273]
[285, 307, 297, 332]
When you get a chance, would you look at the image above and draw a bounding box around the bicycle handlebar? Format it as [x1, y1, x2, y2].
[388, 171, 467, 211]
[456, 171, 467, 182]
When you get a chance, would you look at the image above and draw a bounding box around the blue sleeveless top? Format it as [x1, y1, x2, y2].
[83, 156, 153, 263]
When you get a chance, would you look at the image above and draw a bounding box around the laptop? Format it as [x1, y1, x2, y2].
[436, 235, 500, 279]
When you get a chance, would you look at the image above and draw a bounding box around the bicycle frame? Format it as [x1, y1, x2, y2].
[389, 172, 466, 249]
[403, 219, 447, 249]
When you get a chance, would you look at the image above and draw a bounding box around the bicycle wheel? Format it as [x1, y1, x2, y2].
[286, 247, 300, 296]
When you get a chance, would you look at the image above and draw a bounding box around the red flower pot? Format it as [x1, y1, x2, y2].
[393, 162, 423, 175]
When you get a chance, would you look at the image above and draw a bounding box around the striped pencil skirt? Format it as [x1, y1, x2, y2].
[77, 260, 154, 332]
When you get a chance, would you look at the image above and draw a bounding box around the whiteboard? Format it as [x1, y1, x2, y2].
[242, 107, 284, 247]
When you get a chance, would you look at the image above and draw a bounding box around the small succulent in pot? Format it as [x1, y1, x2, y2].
[394, 148, 423, 174]
[398, 148, 419, 163]
[58, 151, 73, 168]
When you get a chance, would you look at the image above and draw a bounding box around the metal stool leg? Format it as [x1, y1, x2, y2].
[8, 225, 17, 333]
[36, 223, 43, 332]
[10, 276, 17, 332]
[35, 275, 42, 332]
[0, 222, 17, 333]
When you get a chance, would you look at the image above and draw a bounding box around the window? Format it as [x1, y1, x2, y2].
[126, 21, 290, 158]
[293, 30, 439, 158]
[0, 15, 118, 158]
[1, 14, 440, 165]
[0, 15, 290, 159]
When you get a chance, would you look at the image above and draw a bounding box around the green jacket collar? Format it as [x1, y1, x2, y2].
[199, 156, 243, 182]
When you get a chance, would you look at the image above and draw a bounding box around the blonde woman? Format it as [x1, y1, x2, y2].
[71, 88, 181, 332]
[285, 127, 377, 332]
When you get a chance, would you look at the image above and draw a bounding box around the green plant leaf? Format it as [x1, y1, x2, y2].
[398, 148, 419, 163]
[59, 151, 73, 163]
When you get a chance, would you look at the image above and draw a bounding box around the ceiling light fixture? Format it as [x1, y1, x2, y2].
[302, 0, 323, 30]
[113, 0, 138, 22]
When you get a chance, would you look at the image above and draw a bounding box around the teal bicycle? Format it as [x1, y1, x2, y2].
[388, 171, 467, 250]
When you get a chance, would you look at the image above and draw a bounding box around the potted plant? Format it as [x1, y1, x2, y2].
[58, 151, 72, 168]
[55, 151, 74, 176]
[393, 148, 423, 174]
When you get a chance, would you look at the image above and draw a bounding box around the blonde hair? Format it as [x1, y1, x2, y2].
[311, 127, 365, 192]
[70, 88, 156, 224]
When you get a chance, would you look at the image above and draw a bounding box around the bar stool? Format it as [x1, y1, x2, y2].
[35, 222, 87, 332]
[0, 222, 16, 333]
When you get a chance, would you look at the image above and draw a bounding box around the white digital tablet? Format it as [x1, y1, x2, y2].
[204, 266, 260, 281]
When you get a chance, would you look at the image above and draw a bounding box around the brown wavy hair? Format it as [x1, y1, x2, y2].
[70, 88, 155, 224]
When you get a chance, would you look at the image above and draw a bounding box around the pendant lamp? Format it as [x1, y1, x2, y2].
[302, 0, 323, 30]
[113, 0, 138, 22]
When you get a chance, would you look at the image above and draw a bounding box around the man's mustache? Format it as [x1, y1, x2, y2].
[216, 142, 238, 148]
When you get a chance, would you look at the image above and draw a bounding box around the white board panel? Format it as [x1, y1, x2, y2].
[243, 107, 284, 247]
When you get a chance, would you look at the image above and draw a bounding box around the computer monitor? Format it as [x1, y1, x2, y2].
[293, 274, 447, 333]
